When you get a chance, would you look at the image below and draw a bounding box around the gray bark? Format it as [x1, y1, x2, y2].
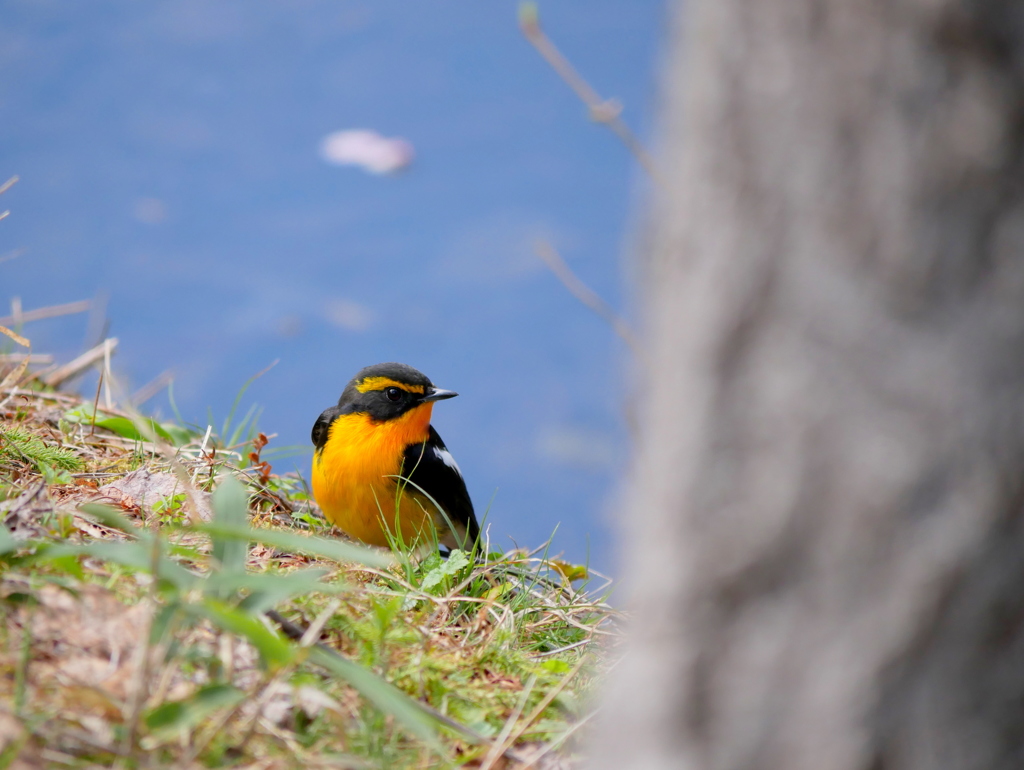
[592, 2, 1024, 769]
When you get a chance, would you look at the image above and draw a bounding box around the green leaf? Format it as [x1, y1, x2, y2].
[420, 568, 445, 591]
[44, 554, 85, 581]
[205, 568, 338, 614]
[0, 524, 17, 556]
[210, 476, 249, 576]
[144, 683, 245, 740]
[187, 598, 294, 671]
[539, 659, 572, 675]
[445, 549, 470, 572]
[421, 549, 470, 591]
[149, 602, 181, 646]
[197, 522, 394, 570]
[309, 646, 441, 748]
[419, 551, 443, 573]
[39, 541, 196, 591]
[63, 407, 176, 443]
[159, 423, 197, 448]
[549, 559, 589, 583]
[39, 464, 73, 485]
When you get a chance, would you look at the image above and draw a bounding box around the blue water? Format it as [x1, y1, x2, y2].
[0, 0, 666, 576]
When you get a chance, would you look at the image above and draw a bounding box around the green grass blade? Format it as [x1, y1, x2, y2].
[227, 403, 259, 449]
[210, 476, 248, 575]
[309, 646, 442, 749]
[197, 522, 394, 570]
[39, 541, 197, 590]
[167, 379, 186, 425]
[203, 568, 339, 614]
[144, 683, 245, 740]
[221, 361, 276, 442]
[188, 598, 295, 671]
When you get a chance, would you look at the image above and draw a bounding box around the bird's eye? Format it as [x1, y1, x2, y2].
[385, 387, 403, 402]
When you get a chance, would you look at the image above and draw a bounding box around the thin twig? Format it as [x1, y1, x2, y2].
[240, 600, 343, 752]
[0, 324, 32, 408]
[132, 370, 174, 407]
[84, 290, 109, 352]
[519, 3, 664, 188]
[494, 655, 588, 758]
[479, 674, 536, 770]
[530, 637, 592, 658]
[90, 371, 104, 437]
[525, 708, 600, 767]
[116, 526, 162, 766]
[0, 299, 91, 328]
[0, 388, 79, 403]
[43, 338, 119, 388]
[102, 338, 113, 410]
[0, 354, 51, 364]
[10, 298, 22, 327]
[533, 240, 645, 361]
[146, 424, 208, 526]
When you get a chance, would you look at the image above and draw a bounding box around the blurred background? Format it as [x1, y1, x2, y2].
[0, 0, 664, 575]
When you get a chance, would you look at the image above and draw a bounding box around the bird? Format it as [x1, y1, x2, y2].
[310, 362, 480, 551]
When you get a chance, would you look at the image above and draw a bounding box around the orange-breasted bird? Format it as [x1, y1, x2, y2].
[310, 362, 479, 550]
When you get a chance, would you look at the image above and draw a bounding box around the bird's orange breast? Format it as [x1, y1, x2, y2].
[311, 402, 436, 547]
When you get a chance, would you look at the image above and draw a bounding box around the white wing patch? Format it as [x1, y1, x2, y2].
[433, 446, 463, 477]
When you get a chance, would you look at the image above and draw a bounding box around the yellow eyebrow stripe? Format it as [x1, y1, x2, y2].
[355, 377, 426, 395]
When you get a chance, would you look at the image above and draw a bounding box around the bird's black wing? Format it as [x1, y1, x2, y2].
[311, 406, 342, 455]
[401, 426, 480, 548]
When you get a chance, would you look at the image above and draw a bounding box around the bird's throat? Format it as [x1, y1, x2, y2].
[312, 402, 437, 545]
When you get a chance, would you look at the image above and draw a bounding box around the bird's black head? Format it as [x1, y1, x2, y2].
[336, 362, 457, 423]
[312, 363, 458, 450]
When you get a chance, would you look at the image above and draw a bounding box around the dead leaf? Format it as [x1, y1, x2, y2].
[0, 325, 30, 348]
[22, 584, 148, 700]
[98, 468, 178, 510]
[0, 326, 31, 391]
[1, 484, 52, 539]
[97, 468, 212, 519]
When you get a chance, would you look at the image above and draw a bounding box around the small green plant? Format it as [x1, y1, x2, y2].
[418, 548, 472, 595]
[152, 493, 188, 525]
[0, 426, 83, 473]
[62, 405, 194, 446]
[0, 389, 611, 769]
[37, 463, 73, 486]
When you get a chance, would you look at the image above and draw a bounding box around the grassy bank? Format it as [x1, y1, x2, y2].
[0, 346, 615, 768]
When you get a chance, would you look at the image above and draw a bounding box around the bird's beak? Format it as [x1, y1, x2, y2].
[422, 387, 458, 402]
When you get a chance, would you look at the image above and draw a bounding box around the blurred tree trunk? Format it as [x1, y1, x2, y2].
[592, 2, 1024, 769]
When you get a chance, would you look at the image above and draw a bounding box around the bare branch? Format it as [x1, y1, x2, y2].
[519, 3, 664, 188]
[534, 239, 644, 360]
[131, 370, 174, 407]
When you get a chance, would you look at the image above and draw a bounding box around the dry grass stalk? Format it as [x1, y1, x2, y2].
[43, 337, 119, 388]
